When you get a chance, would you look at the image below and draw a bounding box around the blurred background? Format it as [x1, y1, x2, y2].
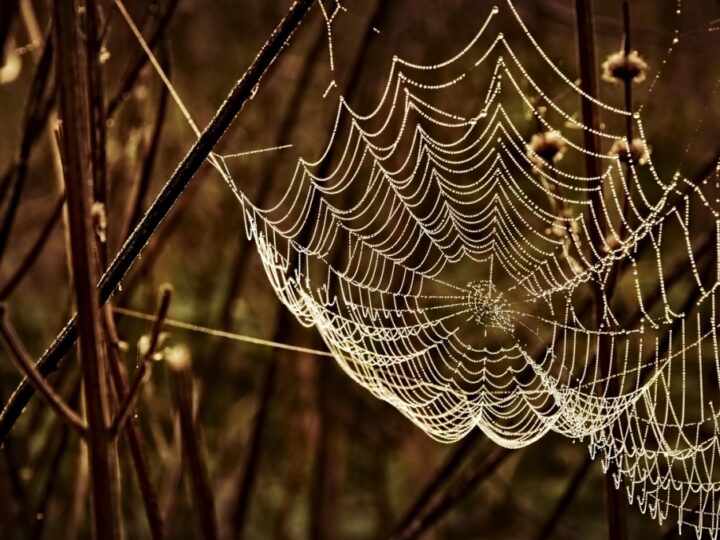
[0, 0, 719, 538]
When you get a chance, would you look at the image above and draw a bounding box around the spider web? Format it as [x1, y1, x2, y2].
[121, 0, 720, 535]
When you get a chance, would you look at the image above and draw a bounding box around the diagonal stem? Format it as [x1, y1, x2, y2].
[0, 0, 317, 445]
[0, 306, 86, 436]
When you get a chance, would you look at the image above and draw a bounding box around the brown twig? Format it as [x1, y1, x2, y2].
[573, 1, 627, 538]
[167, 346, 218, 540]
[29, 376, 81, 539]
[105, 0, 180, 119]
[534, 454, 594, 540]
[120, 40, 171, 245]
[0, 0, 317, 444]
[104, 306, 166, 540]
[390, 430, 483, 537]
[0, 306, 86, 435]
[54, 0, 120, 536]
[109, 284, 172, 437]
[0, 193, 65, 301]
[0, 30, 54, 264]
[393, 446, 514, 540]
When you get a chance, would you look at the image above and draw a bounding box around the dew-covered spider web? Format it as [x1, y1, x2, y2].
[118, 0, 720, 535]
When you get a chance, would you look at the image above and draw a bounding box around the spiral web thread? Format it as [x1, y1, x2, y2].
[118, 0, 719, 535]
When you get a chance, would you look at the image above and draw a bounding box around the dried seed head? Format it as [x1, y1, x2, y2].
[610, 138, 650, 165]
[604, 235, 621, 253]
[601, 50, 648, 85]
[166, 344, 192, 372]
[527, 131, 566, 169]
[91, 202, 107, 243]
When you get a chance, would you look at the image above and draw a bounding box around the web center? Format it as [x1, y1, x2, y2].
[466, 281, 512, 332]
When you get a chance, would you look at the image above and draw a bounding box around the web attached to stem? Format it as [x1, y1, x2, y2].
[120, 0, 720, 535]
[219, 4, 720, 535]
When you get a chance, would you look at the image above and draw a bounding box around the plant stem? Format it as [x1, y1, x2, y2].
[167, 347, 217, 540]
[534, 454, 593, 540]
[393, 447, 514, 540]
[391, 430, 482, 537]
[0, 193, 65, 300]
[0, 0, 317, 444]
[573, 1, 627, 539]
[103, 308, 166, 540]
[105, 0, 180, 119]
[0, 307, 86, 435]
[109, 284, 172, 437]
[53, 0, 120, 537]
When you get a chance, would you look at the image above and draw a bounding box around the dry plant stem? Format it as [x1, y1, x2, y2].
[109, 285, 172, 437]
[0, 32, 54, 263]
[105, 0, 180, 119]
[0, 307, 86, 435]
[120, 42, 171, 244]
[534, 454, 593, 540]
[393, 447, 514, 540]
[19, 0, 72, 279]
[168, 352, 218, 540]
[0, 193, 65, 300]
[231, 323, 282, 539]
[31, 379, 80, 539]
[86, 2, 107, 216]
[53, 0, 120, 537]
[573, 1, 627, 539]
[65, 434, 90, 540]
[391, 430, 482, 537]
[607, 0, 635, 292]
[103, 308, 166, 540]
[0, 0, 317, 443]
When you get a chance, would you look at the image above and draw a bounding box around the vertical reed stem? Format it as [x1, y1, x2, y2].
[167, 347, 217, 540]
[53, 1, 120, 537]
[573, 1, 628, 539]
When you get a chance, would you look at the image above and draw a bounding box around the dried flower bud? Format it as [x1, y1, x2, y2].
[604, 236, 621, 253]
[166, 344, 192, 372]
[601, 50, 648, 85]
[610, 138, 649, 165]
[91, 202, 107, 243]
[527, 131, 566, 169]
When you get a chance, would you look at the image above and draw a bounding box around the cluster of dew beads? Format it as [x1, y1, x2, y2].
[466, 281, 512, 333]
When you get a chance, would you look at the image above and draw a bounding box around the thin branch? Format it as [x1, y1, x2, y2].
[0, 0, 317, 444]
[30, 376, 80, 540]
[0, 193, 65, 301]
[390, 430, 482, 537]
[120, 40, 171, 244]
[534, 454, 593, 540]
[0, 306, 86, 435]
[0, 29, 54, 263]
[103, 307, 166, 540]
[573, 1, 627, 539]
[105, 0, 180, 119]
[230, 338, 280, 539]
[109, 284, 172, 437]
[392, 446, 514, 540]
[167, 347, 218, 540]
